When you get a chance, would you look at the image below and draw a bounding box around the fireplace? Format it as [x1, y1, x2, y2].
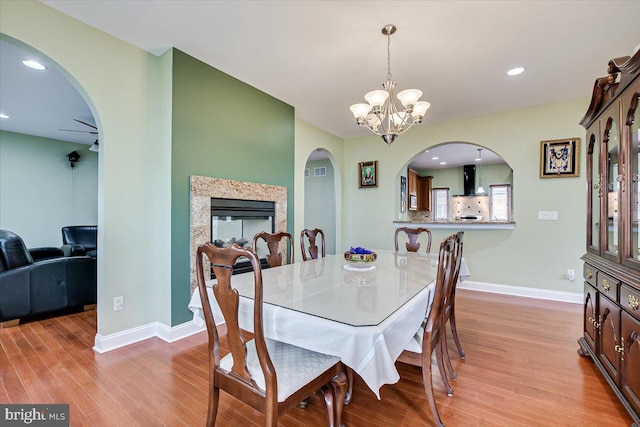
[210, 197, 275, 277]
[190, 175, 287, 292]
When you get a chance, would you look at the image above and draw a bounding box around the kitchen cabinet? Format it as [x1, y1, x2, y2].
[418, 176, 432, 211]
[407, 168, 432, 212]
[579, 47, 640, 426]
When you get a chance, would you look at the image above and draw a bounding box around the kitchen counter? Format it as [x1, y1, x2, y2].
[393, 220, 516, 230]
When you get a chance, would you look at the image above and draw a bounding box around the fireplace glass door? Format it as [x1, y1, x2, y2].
[211, 198, 275, 276]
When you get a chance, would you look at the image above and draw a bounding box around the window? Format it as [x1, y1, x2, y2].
[490, 184, 511, 221]
[304, 168, 310, 178]
[432, 188, 450, 220]
[314, 166, 327, 177]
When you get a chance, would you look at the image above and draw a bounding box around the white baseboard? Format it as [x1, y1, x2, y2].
[93, 320, 205, 354]
[156, 320, 205, 343]
[458, 280, 582, 304]
[94, 282, 580, 353]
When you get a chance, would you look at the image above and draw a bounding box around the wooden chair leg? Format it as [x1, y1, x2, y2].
[330, 371, 347, 427]
[449, 306, 466, 359]
[435, 337, 453, 396]
[441, 329, 457, 381]
[423, 354, 446, 427]
[206, 384, 219, 427]
[318, 384, 337, 427]
[344, 366, 353, 405]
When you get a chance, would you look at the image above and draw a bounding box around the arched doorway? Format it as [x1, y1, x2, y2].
[0, 35, 100, 334]
[303, 149, 339, 255]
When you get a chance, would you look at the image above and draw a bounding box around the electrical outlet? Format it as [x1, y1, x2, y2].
[113, 296, 124, 311]
[567, 269, 575, 281]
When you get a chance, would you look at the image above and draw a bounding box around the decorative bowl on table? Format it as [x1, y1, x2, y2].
[344, 247, 377, 269]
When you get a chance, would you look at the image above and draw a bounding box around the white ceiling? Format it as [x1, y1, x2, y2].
[1, 1, 639, 158]
[0, 40, 97, 146]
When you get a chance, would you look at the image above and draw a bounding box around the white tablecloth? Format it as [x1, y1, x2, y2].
[188, 252, 469, 399]
[190, 285, 432, 399]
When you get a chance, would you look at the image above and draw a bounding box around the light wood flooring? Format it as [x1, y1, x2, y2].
[0, 290, 633, 426]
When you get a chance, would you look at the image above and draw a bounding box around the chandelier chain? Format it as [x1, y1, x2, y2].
[386, 31, 392, 81]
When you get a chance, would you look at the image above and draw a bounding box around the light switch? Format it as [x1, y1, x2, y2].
[538, 211, 558, 221]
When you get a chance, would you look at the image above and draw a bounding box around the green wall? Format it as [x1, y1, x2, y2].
[170, 49, 295, 325]
[423, 163, 513, 195]
[0, 131, 98, 247]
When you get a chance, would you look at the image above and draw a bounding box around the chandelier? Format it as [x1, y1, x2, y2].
[349, 24, 430, 145]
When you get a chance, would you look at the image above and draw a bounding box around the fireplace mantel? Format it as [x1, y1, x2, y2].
[190, 175, 287, 292]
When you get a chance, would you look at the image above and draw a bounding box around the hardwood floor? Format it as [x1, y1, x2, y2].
[0, 290, 632, 426]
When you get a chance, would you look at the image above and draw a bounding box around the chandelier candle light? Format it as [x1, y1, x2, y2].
[349, 24, 430, 145]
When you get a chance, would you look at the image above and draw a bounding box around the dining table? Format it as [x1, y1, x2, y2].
[188, 249, 470, 399]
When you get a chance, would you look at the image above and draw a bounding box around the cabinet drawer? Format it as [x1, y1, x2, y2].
[597, 272, 619, 301]
[621, 284, 640, 321]
[583, 263, 597, 286]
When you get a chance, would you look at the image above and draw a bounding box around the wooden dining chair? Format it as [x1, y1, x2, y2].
[396, 234, 456, 427]
[394, 227, 432, 253]
[440, 231, 466, 383]
[253, 231, 294, 268]
[300, 228, 326, 261]
[195, 243, 347, 427]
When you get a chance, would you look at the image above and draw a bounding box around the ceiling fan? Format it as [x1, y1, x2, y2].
[59, 119, 99, 152]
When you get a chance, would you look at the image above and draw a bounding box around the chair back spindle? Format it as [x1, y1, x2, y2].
[253, 231, 294, 267]
[300, 228, 326, 261]
[394, 227, 432, 253]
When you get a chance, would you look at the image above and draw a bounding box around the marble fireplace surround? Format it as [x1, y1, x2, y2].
[190, 175, 287, 292]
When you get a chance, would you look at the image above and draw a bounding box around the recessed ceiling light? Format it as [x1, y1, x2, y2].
[439, 161, 447, 165]
[431, 156, 439, 160]
[0, 113, 9, 119]
[22, 60, 46, 70]
[507, 67, 525, 76]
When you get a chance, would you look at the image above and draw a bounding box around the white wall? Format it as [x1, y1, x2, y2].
[343, 98, 589, 293]
[0, 131, 98, 247]
[304, 158, 336, 254]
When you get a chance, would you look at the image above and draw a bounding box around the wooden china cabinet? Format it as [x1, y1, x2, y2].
[578, 46, 640, 426]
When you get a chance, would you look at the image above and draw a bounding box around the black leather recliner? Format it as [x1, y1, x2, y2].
[0, 230, 96, 324]
[61, 225, 97, 258]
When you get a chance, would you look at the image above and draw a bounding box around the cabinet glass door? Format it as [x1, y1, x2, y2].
[606, 119, 620, 257]
[588, 133, 600, 252]
[630, 95, 640, 261]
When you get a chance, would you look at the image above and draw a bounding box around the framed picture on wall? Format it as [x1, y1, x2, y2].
[540, 138, 581, 178]
[400, 176, 407, 212]
[359, 160, 378, 188]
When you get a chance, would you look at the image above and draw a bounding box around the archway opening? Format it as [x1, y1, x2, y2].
[303, 149, 339, 255]
[399, 142, 513, 222]
[0, 35, 100, 335]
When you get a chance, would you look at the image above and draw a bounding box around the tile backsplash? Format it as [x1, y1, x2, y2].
[451, 195, 489, 219]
